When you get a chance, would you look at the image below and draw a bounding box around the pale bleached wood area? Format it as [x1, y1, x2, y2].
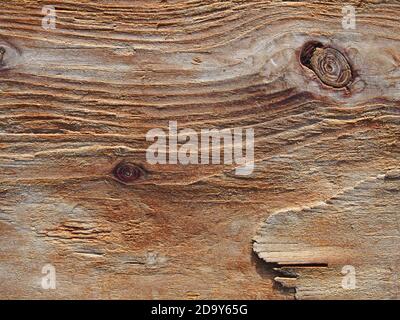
[0, 0, 399, 299]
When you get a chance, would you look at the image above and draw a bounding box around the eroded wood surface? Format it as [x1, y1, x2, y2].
[0, 0, 399, 299]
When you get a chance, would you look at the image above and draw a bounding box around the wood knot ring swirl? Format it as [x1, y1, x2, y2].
[113, 162, 142, 183]
[300, 42, 353, 88]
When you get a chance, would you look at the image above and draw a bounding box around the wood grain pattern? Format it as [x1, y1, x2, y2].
[0, 0, 399, 299]
[254, 170, 400, 299]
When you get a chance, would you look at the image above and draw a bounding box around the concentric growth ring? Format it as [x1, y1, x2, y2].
[300, 42, 353, 88]
[310, 47, 352, 88]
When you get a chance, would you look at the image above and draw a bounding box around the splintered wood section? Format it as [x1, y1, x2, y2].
[254, 170, 400, 299]
[0, 0, 399, 299]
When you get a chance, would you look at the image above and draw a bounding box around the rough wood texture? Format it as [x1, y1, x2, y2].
[254, 170, 400, 299]
[0, 0, 399, 299]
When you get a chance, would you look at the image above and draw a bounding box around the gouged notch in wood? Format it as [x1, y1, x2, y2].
[253, 170, 400, 299]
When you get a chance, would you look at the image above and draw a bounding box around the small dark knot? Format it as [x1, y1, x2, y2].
[0, 47, 5, 65]
[300, 41, 352, 88]
[113, 162, 143, 184]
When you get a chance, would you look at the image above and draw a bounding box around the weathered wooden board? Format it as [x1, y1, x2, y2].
[0, 0, 399, 299]
[254, 170, 400, 299]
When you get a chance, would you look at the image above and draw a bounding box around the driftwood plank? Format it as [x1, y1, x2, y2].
[0, 0, 399, 299]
